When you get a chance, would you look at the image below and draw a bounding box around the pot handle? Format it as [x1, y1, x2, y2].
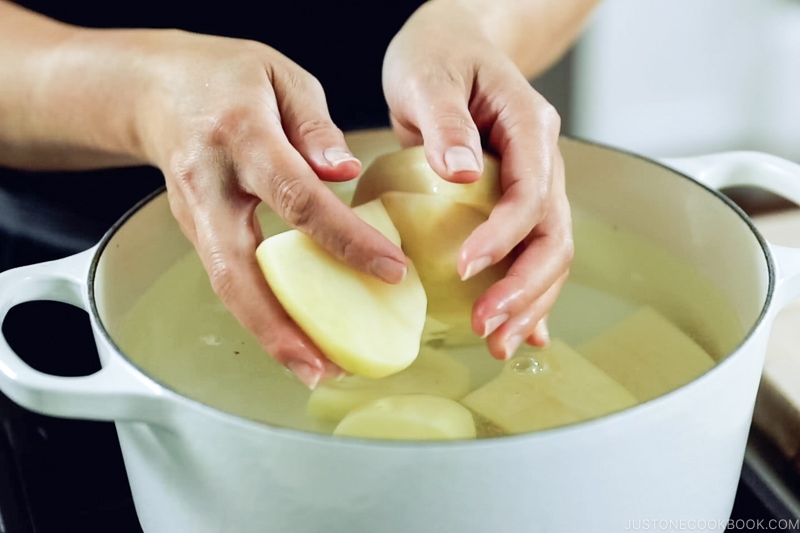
[663, 151, 800, 307]
[0, 248, 167, 425]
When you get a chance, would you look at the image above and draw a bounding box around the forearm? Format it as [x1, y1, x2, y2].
[0, 1, 152, 170]
[426, 0, 600, 79]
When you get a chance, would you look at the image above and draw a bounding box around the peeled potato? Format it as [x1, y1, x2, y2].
[333, 394, 477, 441]
[577, 306, 715, 402]
[307, 346, 471, 422]
[461, 339, 637, 435]
[351, 146, 501, 217]
[255, 199, 427, 379]
[380, 191, 510, 331]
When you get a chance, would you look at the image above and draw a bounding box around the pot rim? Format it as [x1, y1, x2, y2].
[85, 135, 776, 448]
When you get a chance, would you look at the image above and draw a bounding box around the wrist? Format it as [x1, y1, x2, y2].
[3, 21, 157, 170]
[424, 0, 599, 78]
[45, 27, 155, 167]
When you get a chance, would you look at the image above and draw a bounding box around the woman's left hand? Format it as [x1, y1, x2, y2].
[382, 0, 575, 361]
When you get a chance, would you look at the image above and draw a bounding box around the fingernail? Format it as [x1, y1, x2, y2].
[503, 334, 524, 361]
[503, 334, 522, 360]
[370, 256, 407, 283]
[287, 361, 323, 390]
[482, 314, 508, 338]
[323, 147, 360, 167]
[461, 256, 492, 281]
[444, 146, 480, 174]
[323, 359, 347, 381]
[533, 318, 550, 345]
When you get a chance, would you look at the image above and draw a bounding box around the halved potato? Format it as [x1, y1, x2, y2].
[333, 394, 477, 441]
[380, 191, 510, 330]
[255, 199, 427, 379]
[460, 339, 637, 434]
[307, 346, 471, 422]
[351, 146, 501, 217]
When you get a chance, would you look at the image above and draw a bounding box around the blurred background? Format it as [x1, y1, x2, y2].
[538, 0, 800, 163]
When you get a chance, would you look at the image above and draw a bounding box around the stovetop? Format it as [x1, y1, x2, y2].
[0, 302, 143, 533]
[0, 167, 159, 533]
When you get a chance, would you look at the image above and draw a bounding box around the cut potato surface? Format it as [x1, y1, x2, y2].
[333, 394, 477, 441]
[352, 146, 501, 217]
[461, 339, 637, 434]
[577, 306, 716, 402]
[381, 191, 510, 329]
[307, 346, 471, 422]
[255, 199, 427, 379]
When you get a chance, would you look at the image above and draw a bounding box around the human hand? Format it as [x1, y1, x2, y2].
[132, 30, 409, 387]
[382, 1, 574, 360]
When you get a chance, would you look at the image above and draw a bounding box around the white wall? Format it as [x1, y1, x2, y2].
[572, 0, 800, 160]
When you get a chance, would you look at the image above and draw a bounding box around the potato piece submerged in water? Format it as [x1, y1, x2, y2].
[333, 394, 477, 441]
[351, 145, 501, 217]
[380, 192, 511, 331]
[307, 346, 471, 422]
[255, 199, 427, 379]
[577, 306, 716, 402]
[461, 339, 637, 435]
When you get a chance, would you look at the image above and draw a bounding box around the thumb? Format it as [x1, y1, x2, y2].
[394, 85, 484, 185]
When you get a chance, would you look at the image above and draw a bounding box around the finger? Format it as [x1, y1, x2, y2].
[484, 270, 569, 361]
[472, 164, 573, 338]
[390, 113, 423, 149]
[527, 316, 551, 349]
[187, 189, 336, 388]
[235, 70, 408, 283]
[274, 72, 361, 183]
[388, 67, 483, 184]
[241, 139, 408, 283]
[165, 185, 198, 245]
[459, 128, 563, 280]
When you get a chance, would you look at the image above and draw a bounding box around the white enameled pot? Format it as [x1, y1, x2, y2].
[1, 131, 800, 533]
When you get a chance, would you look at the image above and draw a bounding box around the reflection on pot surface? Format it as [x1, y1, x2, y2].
[113, 205, 743, 439]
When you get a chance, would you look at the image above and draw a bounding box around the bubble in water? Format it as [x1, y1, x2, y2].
[200, 335, 223, 346]
[509, 355, 547, 375]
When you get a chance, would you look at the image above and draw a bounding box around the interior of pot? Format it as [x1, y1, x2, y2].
[90, 132, 771, 434]
[559, 137, 769, 357]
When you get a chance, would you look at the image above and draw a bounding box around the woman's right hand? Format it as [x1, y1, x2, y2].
[131, 30, 413, 387]
[0, 7, 407, 389]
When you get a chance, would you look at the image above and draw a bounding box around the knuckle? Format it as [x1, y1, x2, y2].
[435, 65, 463, 86]
[336, 236, 360, 265]
[271, 174, 317, 228]
[167, 150, 206, 202]
[535, 99, 562, 136]
[164, 188, 196, 235]
[168, 158, 198, 192]
[517, 184, 550, 227]
[206, 249, 237, 304]
[294, 117, 337, 140]
[407, 65, 463, 98]
[560, 235, 575, 266]
[205, 106, 253, 149]
[513, 88, 562, 139]
[285, 69, 324, 94]
[432, 112, 474, 136]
